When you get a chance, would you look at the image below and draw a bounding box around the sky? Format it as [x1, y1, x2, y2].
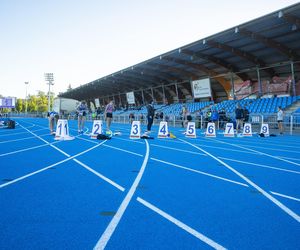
[0, 0, 299, 99]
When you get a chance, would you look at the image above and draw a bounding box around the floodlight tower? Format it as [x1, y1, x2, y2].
[44, 73, 54, 112]
[24, 81, 29, 113]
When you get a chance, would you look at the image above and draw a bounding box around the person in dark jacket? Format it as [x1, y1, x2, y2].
[243, 106, 250, 127]
[235, 103, 244, 132]
[146, 101, 155, 134]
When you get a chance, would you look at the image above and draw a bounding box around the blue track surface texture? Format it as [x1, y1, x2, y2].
[0, 118, 299, 249]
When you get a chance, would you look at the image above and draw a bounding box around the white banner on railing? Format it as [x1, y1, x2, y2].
[191, 78, 211, 98]
[126, 92, 135, 104]
[95, 98, 100, 108]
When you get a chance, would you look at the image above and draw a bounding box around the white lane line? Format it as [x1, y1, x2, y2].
[0, 133, 52, 144]
[279, 156, 300, 162]
[137, 197, 227, 250]
[114, 137, 206, 156]
[151, 143, 207, 156]
[15, 124, 126, 192]
[234, 144, 300, 154]
[94, 140, 150, 250]
[78, 136, 144, 157]
[0, 141, 61, 157]
[210, 138, 300, 167]
[219, 157, 300, 175]
[73, 159, 125, 192]
[0, 141, 106, 189]
[192, 143, 260, 155]
[103, 144, 144, 157]
[113, 137, 144, 144]
[209, 137, 300, 149]
[270, 192, 300, 202]
[151, 157, 249, 187]
[19, 123, 70, 157]
[179, 138, 300, 223]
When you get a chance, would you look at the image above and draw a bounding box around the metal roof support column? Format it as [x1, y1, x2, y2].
[118, 93, 122, 107]
[162, 85, 165, 104]
[257, 67, 262, 97]
[230, 72, 236, 100]
[175, 83, 179, 102]
[291, 61, 296, 96]
[141, 89, 145, 105]
[151, 88, 154, 101]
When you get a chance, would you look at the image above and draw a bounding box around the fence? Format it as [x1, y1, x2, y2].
[7, 112, 300, 135]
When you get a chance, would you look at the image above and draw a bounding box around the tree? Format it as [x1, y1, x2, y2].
[67, 84, 72, 91]
[16, 98, 23, 112]
[27, 95, 38, 112]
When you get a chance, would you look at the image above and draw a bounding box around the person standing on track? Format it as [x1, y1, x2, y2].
[277, 106, 284, 135]
[235, 103, 244, 133]
[77, 101, 88, 133]
[48, 111, 59, 135]
[104, 100, 115, 132]
[146, 101, 155, 134]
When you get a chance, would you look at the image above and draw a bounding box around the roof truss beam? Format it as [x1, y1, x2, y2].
[237, 28, 299, 60]
[207, 40, 275, 76]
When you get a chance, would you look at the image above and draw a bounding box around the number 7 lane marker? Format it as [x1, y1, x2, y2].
[179, 139, 300, 223]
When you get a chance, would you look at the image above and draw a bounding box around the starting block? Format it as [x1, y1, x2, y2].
[90, 120, 103, 139]
[55, 119, 75, 140]
[130, 121, 141, 139]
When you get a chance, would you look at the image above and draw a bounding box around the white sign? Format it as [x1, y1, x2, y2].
[91, 120, 102, 139]
[158, 121, 169, 138]
[130, 121, 141, 139]
[191, 78, 212, 98]
[260, 123, 269, 136]
[55, 119, 74, 140]
[95, 98, 100, 108]
[126, 92, 135, 104]
[224, 123, 235, 137]
[243, 123, 252, 137]
[205, 122, 216, 137]
[185, 122, 196, 138]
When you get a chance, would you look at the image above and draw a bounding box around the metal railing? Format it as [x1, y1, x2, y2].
[6, 111, 300, 135]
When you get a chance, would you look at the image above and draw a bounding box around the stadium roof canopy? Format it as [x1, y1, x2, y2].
[60, 3, 300, 102]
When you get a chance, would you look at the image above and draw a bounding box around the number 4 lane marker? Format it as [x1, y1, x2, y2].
[158, 121, 168, 138]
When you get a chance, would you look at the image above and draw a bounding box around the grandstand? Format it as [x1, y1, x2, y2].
[56, 3, 300, 133]
[59, 4, 300, 108]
